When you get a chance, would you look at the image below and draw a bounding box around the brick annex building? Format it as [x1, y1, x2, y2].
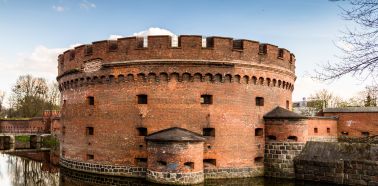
[56, 35, 378, 185]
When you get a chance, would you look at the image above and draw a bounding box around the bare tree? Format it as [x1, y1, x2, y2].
[0, 90, 5, 117]
[46, 82, 60, 110]
[309, 89, 335, 109]
[315, 0, 378, 81]
[8, 75, 59, 118]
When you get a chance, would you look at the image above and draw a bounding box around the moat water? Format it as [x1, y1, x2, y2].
[0, 148, 333, 186]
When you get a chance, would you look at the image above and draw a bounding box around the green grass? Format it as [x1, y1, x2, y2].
[15, 135, 30, 142]
[42, 137, 59, 148]
[0, 118, 31, 120]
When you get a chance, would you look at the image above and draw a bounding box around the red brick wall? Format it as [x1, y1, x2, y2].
[0, 119, 46, 133]
[307, 118, 338, 138]
[323, 112, 378, 137]
[147, 142, 203, 173]
[58, 36, 296, 170]
[264, 119, 308, 142]
[58, 36, 295, 77]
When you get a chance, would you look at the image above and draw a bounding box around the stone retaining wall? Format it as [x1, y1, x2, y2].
[308, 136, 338, 142]
[61, 157, 264, 183]
[204, 167, 264, 179]
[60, 157, 146, 177]
[264, 142, 305, 178]
[146, 170, 203, 185]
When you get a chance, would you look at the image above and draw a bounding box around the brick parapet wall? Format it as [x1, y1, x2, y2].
[58, 35, 296, 77]
[59, 157, 147, 178]
[264, 142, 305, 178]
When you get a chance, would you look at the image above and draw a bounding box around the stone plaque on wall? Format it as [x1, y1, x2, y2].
[83, 59, 102, 73]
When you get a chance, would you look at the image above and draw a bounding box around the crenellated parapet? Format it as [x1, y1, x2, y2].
[58, 35, 296, 77]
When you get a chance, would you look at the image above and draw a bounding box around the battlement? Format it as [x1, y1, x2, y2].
[58, 35, 296, 77]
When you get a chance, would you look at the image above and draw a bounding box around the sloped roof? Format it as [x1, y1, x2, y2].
[145, 127, 205, 142]
[263, 106, 307, 119]
[323, 107, 378, 113]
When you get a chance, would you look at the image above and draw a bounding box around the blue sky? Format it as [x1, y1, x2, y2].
[0, 0, 368, 102]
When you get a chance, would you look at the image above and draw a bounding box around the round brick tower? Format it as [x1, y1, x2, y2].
[57, 35, 296, 184]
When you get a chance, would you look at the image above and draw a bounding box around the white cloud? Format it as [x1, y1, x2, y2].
[80, 0, 96, 10]
[132, 27, 179, 47]
[52, 5, 65, 12]
[108, 35, 123, 40]
[132, 27, 176, 37]
[15, 46, 67, 77]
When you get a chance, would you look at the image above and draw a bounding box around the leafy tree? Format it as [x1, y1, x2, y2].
[316, 0, 378, 81]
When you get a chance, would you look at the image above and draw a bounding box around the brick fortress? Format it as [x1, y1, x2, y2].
[56, 35, 376, 185]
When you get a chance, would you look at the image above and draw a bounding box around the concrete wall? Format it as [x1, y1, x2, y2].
[294, 141, 378, 185]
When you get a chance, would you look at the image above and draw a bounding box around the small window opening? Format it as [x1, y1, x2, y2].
[287, 136, 298, 141]
[362, 132, 370, 137]
[62, 150, 65, 157]
[87, 96, 94, 105]
[62, 126, 66, 136]
[86, 127, 94, 135]
[233, 40, 243, 50]
[207, 145, 212, 149]
[85, 45, 93, 56]
[286, 100, 290, 109]
[70, 51, 75, 60]
[267, 135, 276, 141]
[254, 157, 263, 164]
[255, 128, 263, 136]
[327, 128, 330, 133]
[135, 158, 147, 166]
[108, 41, 118, 52]
[184, 162, 194, 169]
[139, 144, 144, 148]
[341, 131, 349, 136]
[206, 37, 214, 48]
[137, 127, 147, 136]
[203, 159, 216, 166]
[259, 44, 267, 54]
[256, 97, 264, 106]
[87, 154, 94, 160]
[278, 49, 284, 58]
[136, 37, 144, 48]
[137, 94, 148, 104]
[157, 160, 167, 166]
[203, 128, 215, 137]
[314, 128, 318, 134]
[200, 95, 213, 104]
